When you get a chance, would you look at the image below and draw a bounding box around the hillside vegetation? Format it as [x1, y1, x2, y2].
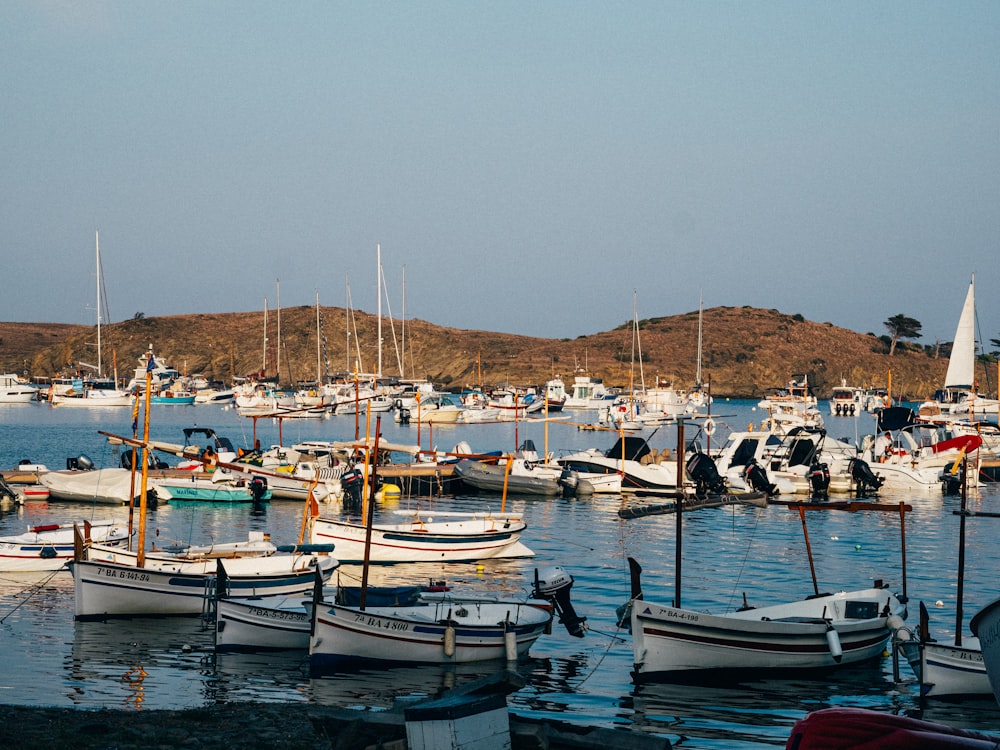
[0, 306, 954, 400]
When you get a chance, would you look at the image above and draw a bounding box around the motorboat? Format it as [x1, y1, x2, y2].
[0, 373, 38, 403]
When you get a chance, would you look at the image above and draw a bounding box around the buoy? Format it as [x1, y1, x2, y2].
[504, 625, 517, 661]
[476, 564, 485, 575]
[443, 623, 456, 657]
[825, 624, 843, 662]
[855, 544, 862, 551]
[935, 600, 944, 608]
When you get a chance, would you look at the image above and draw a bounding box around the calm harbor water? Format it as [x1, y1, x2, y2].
[1, 399, 999, 748]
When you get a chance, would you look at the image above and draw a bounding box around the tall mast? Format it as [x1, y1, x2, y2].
[401, 264, 406, 379]
[262, 298, 268, 376]
[276, 278, 281, 384]
[315, 290, 322, 384]
[376, 244, 383, 378]
[95, 230, 102, 377]
[696, 290, 704, 387]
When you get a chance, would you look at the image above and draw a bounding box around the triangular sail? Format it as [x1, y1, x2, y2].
[944, 277, 976, 389]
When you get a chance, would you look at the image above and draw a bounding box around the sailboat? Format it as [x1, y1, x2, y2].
[932, 276, 998, 416]
[69, 360, 337, 620]
[50, 231, 133, 408]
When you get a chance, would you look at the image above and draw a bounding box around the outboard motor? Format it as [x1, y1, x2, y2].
[848, 457, 884, 495]
[941, 471, 962, 496]
[532, 566, 586, 638]
[743, 459, 778, 496]
[341, 467, 364, 509]
[248, 476, 268, 515]
[66, 454, 95, 471]
[686, 452, 727, 496]
[807, 461, 831, 498]
[397, 405, 410, 424]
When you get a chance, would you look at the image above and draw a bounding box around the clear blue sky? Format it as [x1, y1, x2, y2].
[3, 2, 998, 347]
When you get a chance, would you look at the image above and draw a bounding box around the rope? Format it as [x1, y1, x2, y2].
[0, 567, 64, 624]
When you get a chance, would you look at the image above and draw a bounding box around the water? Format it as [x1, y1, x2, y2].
[1, 400, 999, 747]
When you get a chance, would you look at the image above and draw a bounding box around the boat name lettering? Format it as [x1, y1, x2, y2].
[103, 568, 150, 582]
[665, 611, 699, 622]
[353, 613, 409, 631]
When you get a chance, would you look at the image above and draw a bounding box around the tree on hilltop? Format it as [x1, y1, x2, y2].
[884, 314, 922, 356]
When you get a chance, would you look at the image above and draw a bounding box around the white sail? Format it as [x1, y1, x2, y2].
[944, 276, 976, 389]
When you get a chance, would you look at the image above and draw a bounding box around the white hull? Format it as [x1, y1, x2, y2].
[0, 521, 130, 572]
[630, 587, 904, 681]
[901, 638, 991, 697]
[39, 468, 141, 505]
[310, 599, 551, 669]
[311, 515, 533, 563]
[970, 597, 1000, 706]
[71, 554, 336, 619]
[216, 594, 311, 651]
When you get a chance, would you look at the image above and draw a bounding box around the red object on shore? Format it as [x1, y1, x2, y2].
[786, 708, 1000, 750]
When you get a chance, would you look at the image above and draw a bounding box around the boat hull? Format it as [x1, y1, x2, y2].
[311, 516, 533, 563]
[900, 638, 992, 697]
[970, 597, 1000, 705]
[0, 522, 130, 572]
[216, 594, 311, 651]
[310, 600, 550, 670]
[71, 554, 336, 620]
[630, 587, 904, 682]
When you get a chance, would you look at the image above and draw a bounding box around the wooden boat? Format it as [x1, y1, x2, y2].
[215, 583, 436, 652]
[311, 511, 533, 563]
[896, 461, 993, 697]
[309, 592, 553, 671]
[619, 434, 911, 682]
[70, 373, 338, 620]
[39, 467, 142, 505]
[970, 596, 1000, 706]
[0, 520, 130, 572]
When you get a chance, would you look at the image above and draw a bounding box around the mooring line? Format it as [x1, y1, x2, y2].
[0, 566, 65, 624]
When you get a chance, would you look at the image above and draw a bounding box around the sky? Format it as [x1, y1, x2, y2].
[3, 2, 999, 348]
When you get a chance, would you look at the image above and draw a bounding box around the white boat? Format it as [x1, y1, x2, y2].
[408, 394, 464, 424]
[311, 511, 533, 563]
[0, 519, 130, 572]
[557, 436, 679, 492]
[310, 594, 553, 670]
[38, 466, 142, 505]
[563, 373, 617, 409]
[828, 380, 864, 417]
[71, 546, 337, 619]
[970, 597, 1000, 706]
[620, 498, 910, 682]
[0, 373, 38, 403]
[50, 384, 133, 407]
[544, 377, 568, 412]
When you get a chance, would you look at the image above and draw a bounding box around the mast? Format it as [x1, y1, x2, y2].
[696, 290, 704, 388]
[401, 264, 406, 379]
[315, 291, 321, 385]
[376, 244, 383, 378]
[276, 278, 281, 385]
[95, 230, 102, 377]
[262, 298, 268, 376]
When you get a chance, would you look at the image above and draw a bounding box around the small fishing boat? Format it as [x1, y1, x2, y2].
[151, 475, 272, 504]
[0, 520, 130, 572]
[453, 458, 561, 496]
[311, 511, 533, 563]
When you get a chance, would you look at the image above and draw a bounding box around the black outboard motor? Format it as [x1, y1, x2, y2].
[941, 470, 962, 496]
[248, 476, 268, 514]
[532, 566, 586, 638]
[686, 452, 727, 496]
[807, 461, 831, 498]
[743, 459, 778, 496]
[397, 406, 411, 424]
[848, 457, 884, 495]
[341, 467, 364, 509]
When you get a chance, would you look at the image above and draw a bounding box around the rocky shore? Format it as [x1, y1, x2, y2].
[1, 701, 670, 750]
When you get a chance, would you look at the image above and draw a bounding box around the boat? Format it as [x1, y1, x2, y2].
[69, 374, 338, 619]
[0, 519, 130, 572]
[970, 596, 1000, 706]
[309, 588, 554, 671]
[453, 458, 561, 496]
[557, 436, 679, 492]
[150, 388, 196, 405]
[563, 372, 617, 409]
[407, 394, 464, 424]
[311, 510, 533, 563]
[151, 474, 272, 504]
[544, 377, 568, 412]
[787, 707, 1000, 749]
[619, 494, 910, 683]
[829, 379, 864, 417]
[49, 381, 133, 407]
[0, 373, 38, 403]
[932, 276, 1000, 417]
[215, 582, 438, 652]
[896, 459, 993, 697]
[38, 464, 144, 505]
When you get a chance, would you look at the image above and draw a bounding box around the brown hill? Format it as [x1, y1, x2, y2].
[0, 306, 952, 399]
